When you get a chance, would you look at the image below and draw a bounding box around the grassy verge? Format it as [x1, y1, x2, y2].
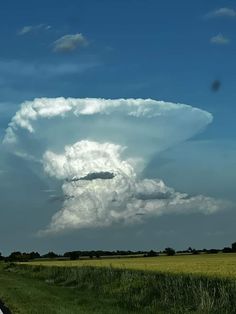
[2, 263, 236, 313]
[0, 263, 133, 314]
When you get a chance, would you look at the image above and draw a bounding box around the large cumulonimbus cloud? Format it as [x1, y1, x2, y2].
[3, 97, 228, 234]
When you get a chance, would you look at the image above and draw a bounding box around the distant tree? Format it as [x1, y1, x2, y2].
[95, 253, 101, 259]
[70, 251, 80, 260]
[164, 247, 175, 256]
[43, 251, 58, 259]
[232, 242, 236, 252]
[29, 252, 40, 259]
[7, 251, 30, 262]
[8, 251, 22, 261]
[146, 250, 158, 257]
[207, 249, 220, 254]
[0, 252, 3, 260]
[222, 247, 232, 253]
[192, 249, 199, 255]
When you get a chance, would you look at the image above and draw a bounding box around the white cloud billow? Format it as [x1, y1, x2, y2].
[41, 140, 226, 234]
[3, 97, 227, 234]
[3, 97, 212, 147]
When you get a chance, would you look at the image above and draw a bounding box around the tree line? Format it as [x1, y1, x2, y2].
[1, 242, 236, 262]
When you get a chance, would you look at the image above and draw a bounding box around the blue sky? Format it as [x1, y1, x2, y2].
[0, 0, 236, 254]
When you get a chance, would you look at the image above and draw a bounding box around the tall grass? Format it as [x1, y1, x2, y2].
[5, 263, 236, 313]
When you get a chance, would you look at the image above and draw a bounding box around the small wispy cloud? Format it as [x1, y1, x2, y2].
[210, 33, 230, 45]
[18, 24, 51, 35]
[52, 33, 88, 53]
[205, 7, 236, 19]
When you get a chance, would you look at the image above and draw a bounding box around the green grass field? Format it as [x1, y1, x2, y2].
[0, 263, 133, 314]
[1, 254, 236, 313]
[25, 253, 236, 278]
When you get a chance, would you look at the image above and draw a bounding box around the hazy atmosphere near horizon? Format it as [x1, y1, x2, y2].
[1, 0, 236, 255]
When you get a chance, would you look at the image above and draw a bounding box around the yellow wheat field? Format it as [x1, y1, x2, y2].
[24, 253, 236, 278]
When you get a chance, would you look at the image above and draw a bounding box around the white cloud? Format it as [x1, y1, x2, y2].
[18, 24, 51, 35]
[52, 33, 88, 52]
[210, 33, 230, 45]
[39, 140, 226, 234]
[3, 97, 212, 147]
[206, 8, 236, 19]
[3, 97, 228, 235]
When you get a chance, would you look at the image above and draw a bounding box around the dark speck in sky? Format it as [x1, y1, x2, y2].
[211, 80, 221, 92]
